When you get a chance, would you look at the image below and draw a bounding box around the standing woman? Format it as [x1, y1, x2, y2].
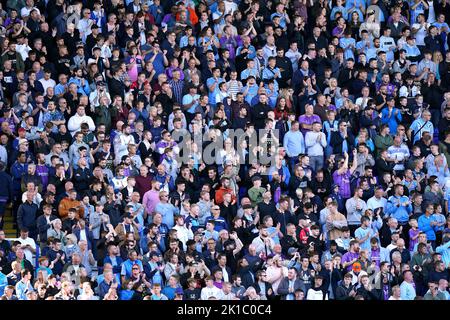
[125, 45, 144, 83]
[139, 131, 156, 164]
[274, 97, 291, 121]
[349, 11, 362, 40]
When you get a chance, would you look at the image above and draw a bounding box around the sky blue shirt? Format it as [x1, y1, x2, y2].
[206, 77, 224, 106]
[154, 203, 179, 229]
[409, 118, 434, 144]
[387, 195, 412, 224]
[236, 45, 256, 59]
[283, 130, 305, 157]
[355, 226, 374, 251]
[418, 214, 437, 241]
[241, 84, 258, 105]
[182, 93, 200, 114]
[339, 37, 356, 61]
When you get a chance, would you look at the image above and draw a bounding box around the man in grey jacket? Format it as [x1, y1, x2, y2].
[277, 268, 306, 300]
[89, 203, 110, 259]
[345, 187, 367, 236]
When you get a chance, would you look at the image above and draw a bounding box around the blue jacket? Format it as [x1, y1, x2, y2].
[436, 241, 450, 268]
[381, 107, 402, 133]
[268, 165, 291, 186]
[0, 171, 13, 201]
[0, 272, 7, 296]
[418, 214, 437, 241]
[386, 195, 412, 224]
[103, 256, 124, 274]
[10, 162, 28, 197]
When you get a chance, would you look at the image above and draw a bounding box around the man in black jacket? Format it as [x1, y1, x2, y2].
[36, 204, 58, 248]
[275, 47, 293, 88]
[0, 162, 13, 229]
[330, 120, 355, 155]
[319, 259, 343, 299]
[307, 27, 328, 51]
[250, 93, 271, 130]
[256, 191, 276, 222]
[108, 67, 128, 100]
[335, 273, 357, 300]
[17, 191, 38, 239]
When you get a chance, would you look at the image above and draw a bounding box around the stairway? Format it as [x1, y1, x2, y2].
[3, 204, 16, 238]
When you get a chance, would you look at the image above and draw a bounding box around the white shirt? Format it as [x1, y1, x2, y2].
[79, 229, 87, 242]
[221, 266, 230, 282]
[306, 288, 328, 300]
[172, 225, 193, 251]
[67, 113, 96, 135]
[367, 196, 387, 212]
[200, 286, 223, 300]
[21, 6, 40, 17]
[224, 0, 238, 14]
[39, 78, 56, 94]
[16, 44, 31, 61]
[17, 237, 36, 264]
[412, 23, 429, 46]
[22, 191, 43, 206]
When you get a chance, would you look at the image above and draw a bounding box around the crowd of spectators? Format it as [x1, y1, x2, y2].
[0, 0, 449, 301]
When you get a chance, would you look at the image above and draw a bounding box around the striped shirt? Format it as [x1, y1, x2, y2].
[226, 80, 242, 100]
[168, 79, 184, 104]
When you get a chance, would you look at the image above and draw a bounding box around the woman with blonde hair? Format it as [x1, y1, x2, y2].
[33, 270, 47, 290]
[323, 77, 342, 101]
[432, 51, 443, 84]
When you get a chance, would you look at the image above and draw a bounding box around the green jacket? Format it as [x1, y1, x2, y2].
[410, 252, 432, 279]
[0, 51, 25, 72]
[374, 134, 393, 156]
[95, 104, 117, 133]
[248, 187, 266, 207]
[423, 291, 446, 300]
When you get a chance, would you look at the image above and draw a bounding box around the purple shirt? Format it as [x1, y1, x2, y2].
[342, 251, 359, 271]
[332, 169, 352, 199]
[370, 248, 381, 268]
[409, 228, 420, 252]
[298, 114, 321, 136]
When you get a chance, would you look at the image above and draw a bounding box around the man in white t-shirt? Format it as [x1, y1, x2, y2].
[20, 0, 40, 18]
[411, 13, 429, 47]
[16, 228, 37, 264]
[39, 70, 57, 94]
[200, 276, 224, 300]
